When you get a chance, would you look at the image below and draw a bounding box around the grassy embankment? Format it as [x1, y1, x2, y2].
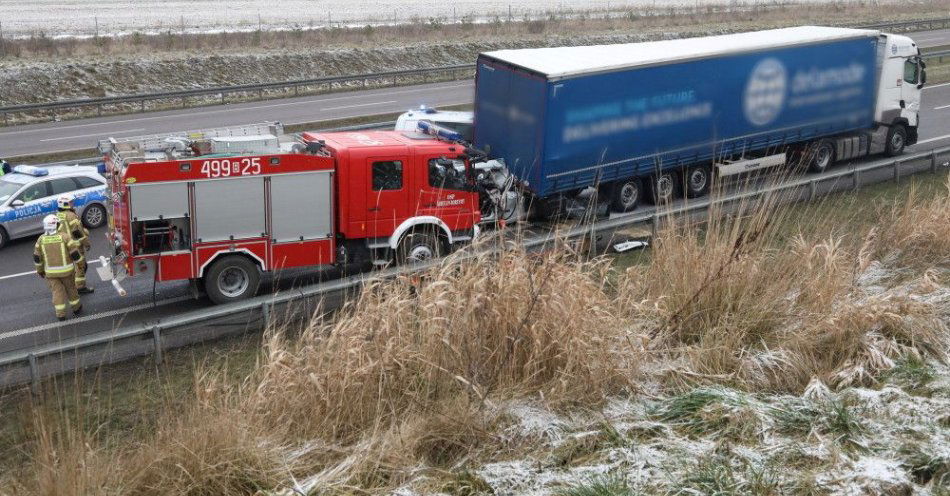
[1, 166, 948, 494]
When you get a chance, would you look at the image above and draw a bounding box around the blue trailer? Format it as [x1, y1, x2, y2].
[473, 26, 925, 213]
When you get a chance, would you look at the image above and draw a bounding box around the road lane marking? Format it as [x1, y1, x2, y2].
[321, 100, 398, 111]
[0, 82, 473, 138]
[0, 258, 104, 281]
[0, 295, 193, 341]
[933, 103, 950, 110]
[915, 133, 950, 144]
[40, 128, 145, 142]
[923, 82, 950, 90]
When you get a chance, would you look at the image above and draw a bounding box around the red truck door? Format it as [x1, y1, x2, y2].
[366, 156, 411, 237]
[416, 154, 477, 230]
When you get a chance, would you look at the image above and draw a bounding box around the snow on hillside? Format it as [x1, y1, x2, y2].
[0, 0, 893, 39]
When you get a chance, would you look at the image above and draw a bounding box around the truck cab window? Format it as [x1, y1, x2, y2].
[372, 160, 403, 190]
[428, 158, 468, 191]
[904, 59, 919, 84]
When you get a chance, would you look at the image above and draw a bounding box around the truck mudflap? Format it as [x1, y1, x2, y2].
[95, 255, 128, 296]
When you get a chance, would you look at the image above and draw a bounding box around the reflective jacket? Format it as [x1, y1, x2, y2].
[57, 209, 89, 251]
[34, 233, 81, 277]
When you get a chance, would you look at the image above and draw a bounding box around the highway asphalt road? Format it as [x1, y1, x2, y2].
[2, 27, 949, 159]
[911, 28, 950, 48]
[2, 28, 950, 357]
[0, 80, 474, 158]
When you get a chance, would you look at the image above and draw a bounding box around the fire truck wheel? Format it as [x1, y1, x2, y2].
[82, 203, 108, 229]
[396, 229, 443, 265]
[205, 256, 261, 305]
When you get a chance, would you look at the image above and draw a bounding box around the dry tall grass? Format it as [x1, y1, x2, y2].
[5, 175, 950, 494]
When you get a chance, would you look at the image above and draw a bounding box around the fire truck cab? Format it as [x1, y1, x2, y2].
[98, 122, 480, 304]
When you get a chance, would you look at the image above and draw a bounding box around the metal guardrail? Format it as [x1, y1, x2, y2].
[0, 65, 475, 125]
[851, 17, 950, 31]
[2, 144, 948, 392]
[923, 49, 950, 62]
[2, 16, 949, 125]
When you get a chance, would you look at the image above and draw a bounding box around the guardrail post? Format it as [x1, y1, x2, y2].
[893, 160, 901, 183]
[97, 103, 102, 117]
[808, 179, 817, 201]
[140, 100, 145, 112]
[152, 326, 163, 363]
[853, 169, 861, 191]
[294, 85, 299, 97]
[221, 92, 226, 105]
[258, 88, 263, 101]
[28, 353, 39, 395]
[2, 111, 7, 126]
[651, 213, 660, 237]
[181, 96, 186, 108]
[931, 150, 938, 174]
[262, 302, 271, 329]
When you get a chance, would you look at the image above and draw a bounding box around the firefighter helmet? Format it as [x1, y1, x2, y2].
[57, 193, 74, 210]
[43, 214, 60, 235]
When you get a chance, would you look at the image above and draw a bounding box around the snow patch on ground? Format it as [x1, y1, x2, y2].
[0, 0, 885, 39]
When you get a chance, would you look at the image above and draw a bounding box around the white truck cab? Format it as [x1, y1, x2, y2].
[875, 33, 925, 150]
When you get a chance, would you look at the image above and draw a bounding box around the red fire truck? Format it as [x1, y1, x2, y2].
[96, 122, 481, 304]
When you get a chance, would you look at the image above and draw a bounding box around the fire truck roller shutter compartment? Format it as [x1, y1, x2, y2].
[130, 182, 189, 221]
[194, 176, 266, 242]
[129, 182, 192, 255]
[270, 171, 333, 242]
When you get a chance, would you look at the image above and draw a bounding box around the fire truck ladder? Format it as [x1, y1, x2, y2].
[97, 121, 284, 155]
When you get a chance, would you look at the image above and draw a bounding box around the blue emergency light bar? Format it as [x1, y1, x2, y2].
[13, 165, 49, 176]
[417, 120, 462, 142]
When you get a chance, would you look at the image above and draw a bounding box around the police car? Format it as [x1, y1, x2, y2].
[0, 165, 108, 249]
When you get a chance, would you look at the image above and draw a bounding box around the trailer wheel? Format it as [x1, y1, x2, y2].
[205, 255, 261, 305]
[684, 165, 711, 198]
[396, 228, 443, 265]
[885, 124, 906, 157]
[647, 171, 679, 205]
[808, 139, 835, 173]
[608, 179, 641, 213]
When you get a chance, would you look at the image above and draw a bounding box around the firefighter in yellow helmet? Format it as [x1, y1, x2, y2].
[57, 194, 94, 294]
[34, 214, 83, 321]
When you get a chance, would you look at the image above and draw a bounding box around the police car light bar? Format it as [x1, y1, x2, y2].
[13, 165, 49, 176]
[417, 120, 462, 142]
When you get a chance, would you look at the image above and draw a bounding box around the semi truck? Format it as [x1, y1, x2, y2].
[412, 26, 924, 218]
[96, 123, 480, 303]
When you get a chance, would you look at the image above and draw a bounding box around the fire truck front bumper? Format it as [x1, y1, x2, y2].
[95, 255, 128, 297]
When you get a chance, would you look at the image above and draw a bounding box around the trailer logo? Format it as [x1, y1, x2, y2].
[744, 58, 787, 126]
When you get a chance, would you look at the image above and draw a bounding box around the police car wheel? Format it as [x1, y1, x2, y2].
[82, 204, 107, 229]
[0, 227, 8, 250]
[205, 256, 261, 305]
